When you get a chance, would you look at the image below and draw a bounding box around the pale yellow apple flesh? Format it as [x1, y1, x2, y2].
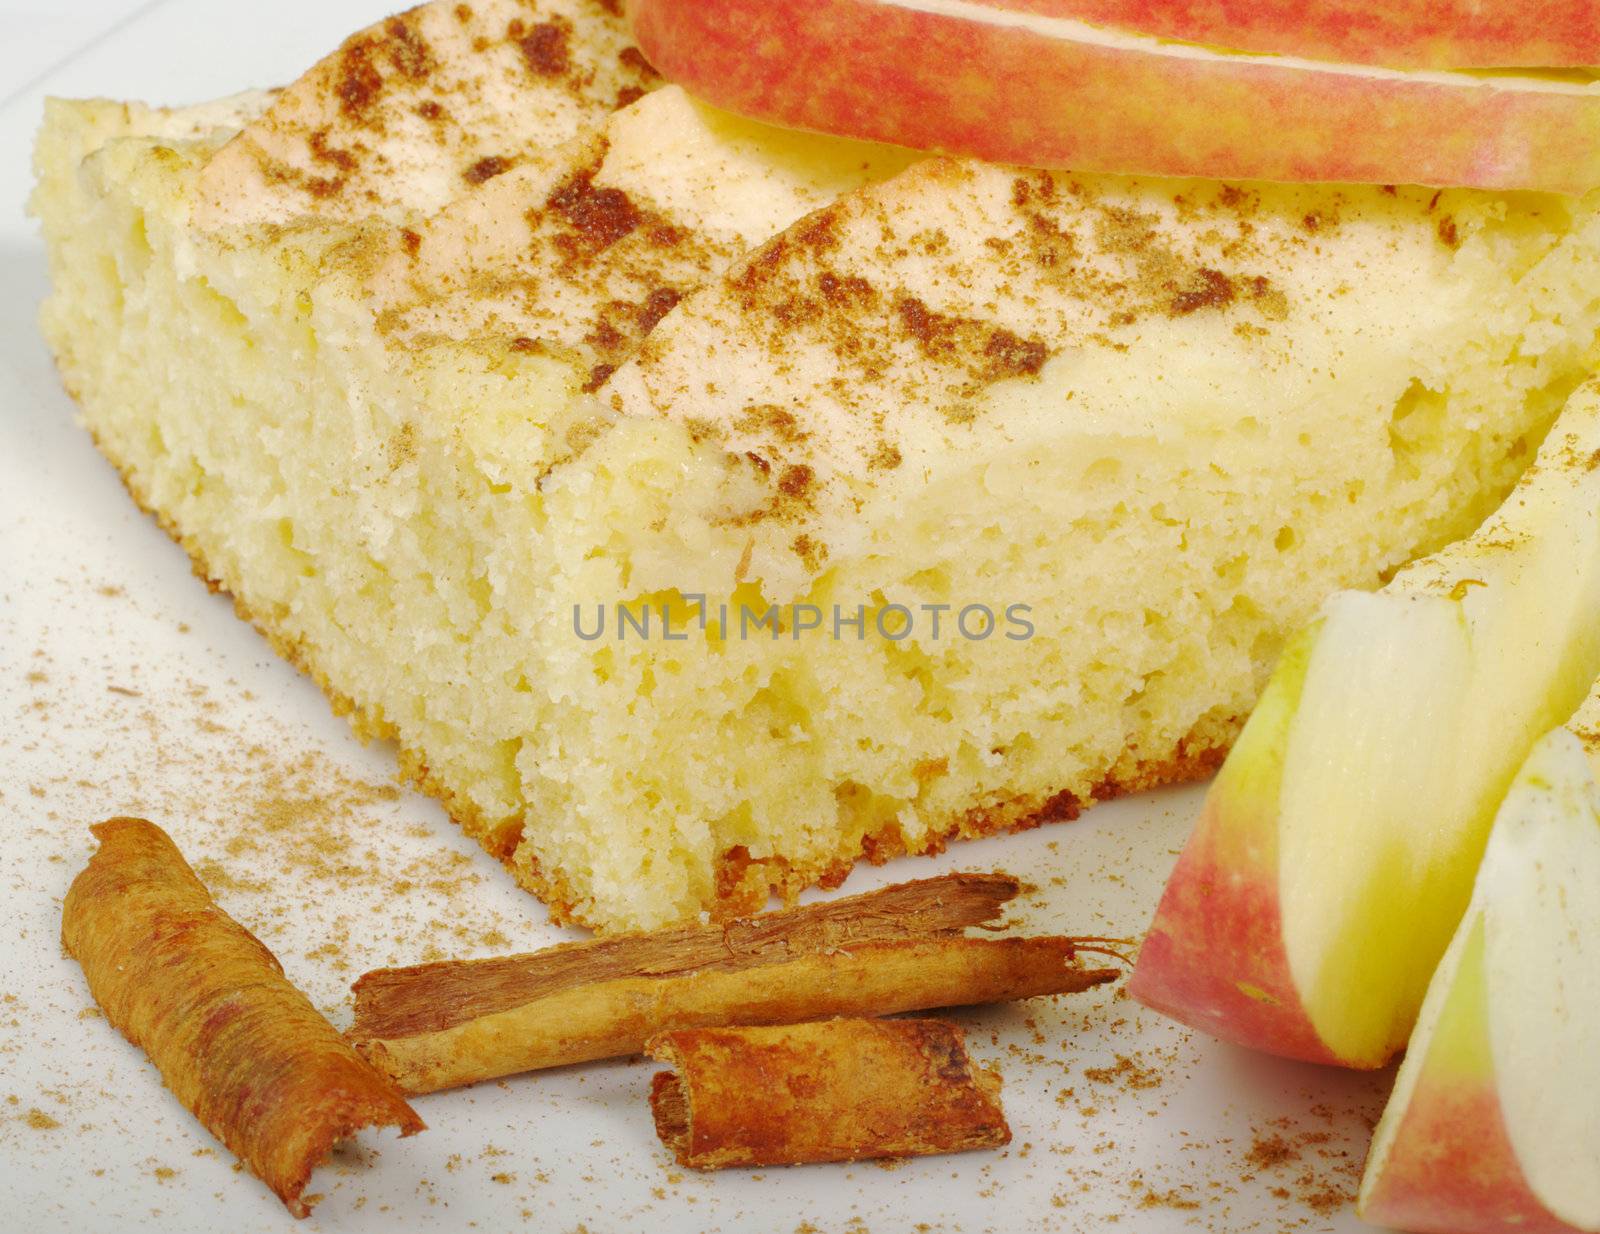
[1358, 708, 1600, 1233]
[629, 0, 1600, 192]
[1129, 380, 1600, 1066]
[989, 0, 1600, 70]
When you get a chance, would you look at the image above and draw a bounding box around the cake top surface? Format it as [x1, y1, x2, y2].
[152, 0, 1584, 594]
[195, 0, 658, 228]
[367, 85, 913, 386]
[602, 158, 1552, 575]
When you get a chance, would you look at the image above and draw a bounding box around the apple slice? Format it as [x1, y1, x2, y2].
[1357, 705, 1600, 1234]
[627, 0, 1600, 193]
[989, 0, 1600, 71]
[1128, 380, 1600, 1067]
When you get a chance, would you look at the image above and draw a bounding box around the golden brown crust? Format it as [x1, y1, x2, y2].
[646, 1018, 1010, 1169]
[82, 414, 1230, 934]
[61, 817, 424, 1218]
[714, 722, 1233, 919]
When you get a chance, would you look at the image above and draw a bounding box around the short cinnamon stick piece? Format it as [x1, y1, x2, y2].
[349, 872, 1119, 1094]
[62, 818, 425, 1218]
[648, 1018, 1009, 1168]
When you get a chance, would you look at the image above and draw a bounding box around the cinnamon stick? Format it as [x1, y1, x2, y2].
[350, 873, 1119, 1093]
[62, 818, 424, 1218]
[648, 1018, 1010, 1168]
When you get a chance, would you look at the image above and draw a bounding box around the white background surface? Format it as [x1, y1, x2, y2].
[0, 4, 1395, 1231]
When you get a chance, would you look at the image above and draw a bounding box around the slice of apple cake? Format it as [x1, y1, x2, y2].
[32, 0, 1600, 931]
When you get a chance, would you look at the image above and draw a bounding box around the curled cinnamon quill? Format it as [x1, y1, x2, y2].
[350, 873, 1120, 1093]
[648, 1018, 1010, 1168]
[61, 818, 424, 1218]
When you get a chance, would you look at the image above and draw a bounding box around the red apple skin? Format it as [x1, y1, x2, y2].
[1364, 1079, 1584, 1234]
[1362, 923, 1589, 1234]
[1128, 792, 1338, 1066]
[1127, 633, 1355, 1066]
[989, 0, 1600, 71]
[628, 0, 1600, 194]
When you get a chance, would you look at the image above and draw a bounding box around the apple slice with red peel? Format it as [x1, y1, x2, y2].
[628, 0, 1600, 193]
[1128, 380, 1600, 1068]
[1358, 706, 1600, 1234]
[990, 0, 1600, 71]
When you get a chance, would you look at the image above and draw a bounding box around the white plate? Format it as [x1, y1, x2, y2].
[0, 5, 1393, 1231]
